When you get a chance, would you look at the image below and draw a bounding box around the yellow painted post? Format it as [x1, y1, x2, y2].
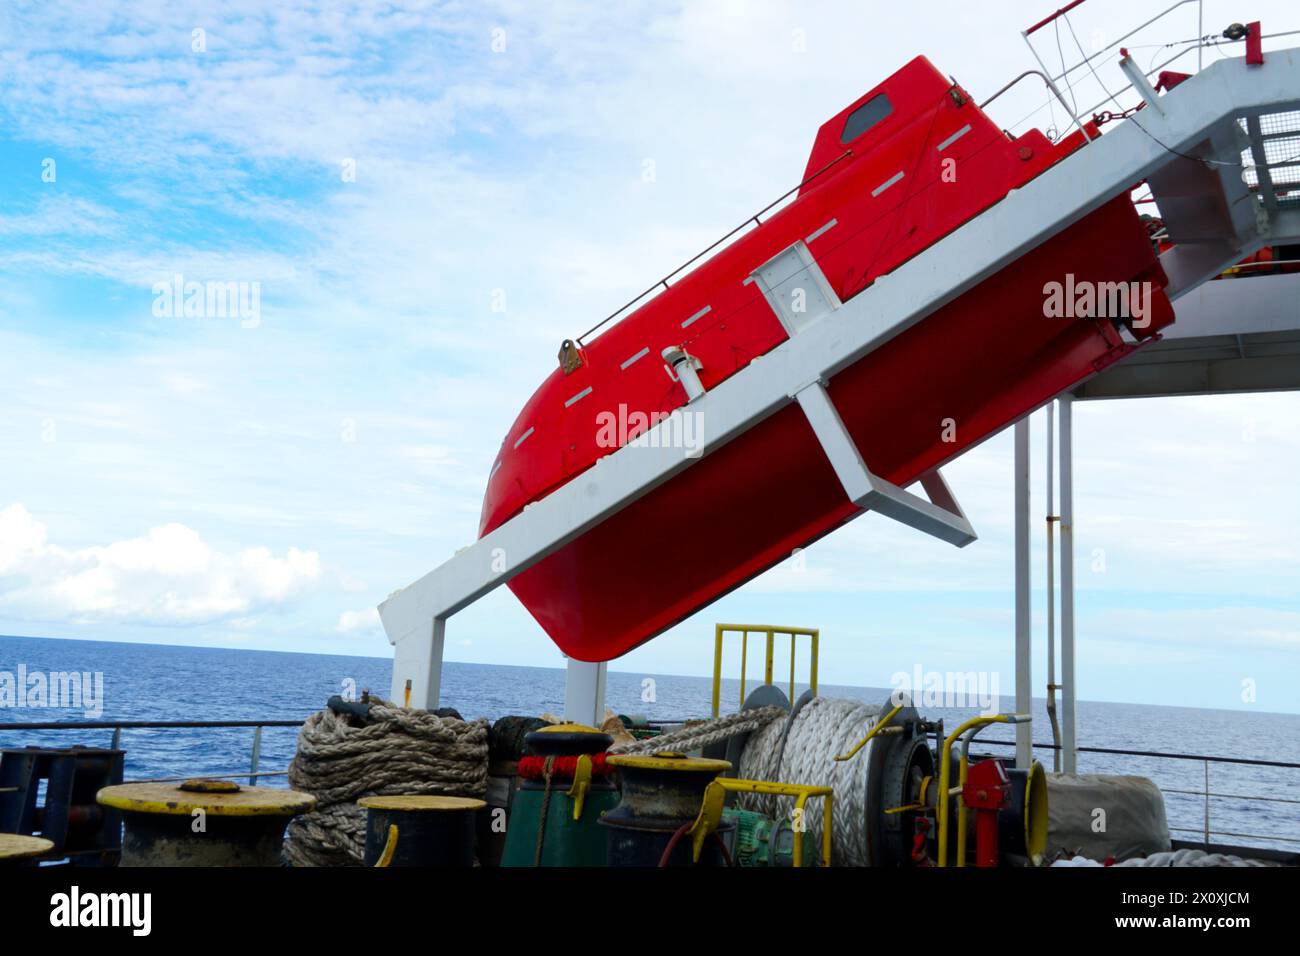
[789, 632, 796, 701]
[764, 630, 774, 687]
[712, 625, 724, 718]
[810, 629, 819, 698]
[956, 748, 972, 867]
[792, 795, 804, 866]
[938, 720, 977, 868]
[739, 631, 748, 710]
[822, 794, 834, 867]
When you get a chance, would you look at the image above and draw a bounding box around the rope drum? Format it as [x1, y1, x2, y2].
[736, 697, 885, 867]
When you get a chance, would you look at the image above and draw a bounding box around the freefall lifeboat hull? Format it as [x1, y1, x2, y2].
[479, 56, 1174, 661]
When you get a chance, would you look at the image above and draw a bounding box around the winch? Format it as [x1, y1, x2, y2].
[720, 807, 815, 867]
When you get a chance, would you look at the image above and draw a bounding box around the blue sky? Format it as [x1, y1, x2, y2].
[0, 1, 1297, 715]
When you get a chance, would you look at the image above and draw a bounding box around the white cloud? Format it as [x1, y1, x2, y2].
[337, 606, 380, 633]
[0, 195, 123, 239]
[0, 503, 321, 625]
[0, 503, 49, 574]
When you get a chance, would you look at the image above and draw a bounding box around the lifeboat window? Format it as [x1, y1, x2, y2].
[840, 94, 892, 145]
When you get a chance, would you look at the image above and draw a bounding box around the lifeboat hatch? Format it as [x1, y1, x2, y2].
[750, 241, 843, 336]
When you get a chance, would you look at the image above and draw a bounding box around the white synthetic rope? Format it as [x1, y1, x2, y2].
[284, 702, 489, 867]
[1055, 848, 1278, 867]
[736, 696, 883, 867]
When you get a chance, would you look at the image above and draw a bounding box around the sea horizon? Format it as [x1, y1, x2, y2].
[1, 631, 1294, 719]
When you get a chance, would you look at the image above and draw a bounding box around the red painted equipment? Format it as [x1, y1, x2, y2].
[1155, 70, 1192, 92]
[1246, 21, 1265, 66]
[963, 759, 1012, 868]
[480, 56, 1174, 661]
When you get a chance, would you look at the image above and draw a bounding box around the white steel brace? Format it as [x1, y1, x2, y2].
[794, 381, 976, 546]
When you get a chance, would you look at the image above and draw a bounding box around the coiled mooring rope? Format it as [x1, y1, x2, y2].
[284, 702, 489, 867]
[736, 696, 885, 867]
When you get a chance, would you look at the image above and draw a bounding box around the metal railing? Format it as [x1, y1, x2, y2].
[971, 736, 1300, 850]
[575, 150, 854, 344]
[0, 718, 303, 787]
[1023, 0, 1208, 133]
[712, 624, 819, 718]
[1020, 1, 1300, 139]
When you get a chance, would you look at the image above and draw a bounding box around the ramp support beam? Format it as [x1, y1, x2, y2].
[795, 381, 976, 547]
[564, 660, 608, 728]
[391, 616, 446, 708]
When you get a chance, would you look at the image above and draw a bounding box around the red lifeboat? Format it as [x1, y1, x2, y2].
[479, 56, 1174, 662]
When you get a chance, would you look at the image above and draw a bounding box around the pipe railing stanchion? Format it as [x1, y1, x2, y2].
[1060, 393, 1078, 774]
[249, 725, 263, 786]
[1014, 417, 1033, 771]
[1046, 402, 1062, 772]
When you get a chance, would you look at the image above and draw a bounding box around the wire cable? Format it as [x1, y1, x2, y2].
[1063, 13, 1250, 170]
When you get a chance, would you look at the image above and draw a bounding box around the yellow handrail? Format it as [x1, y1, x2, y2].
[936, 713, 1030, 867]
[689, 777, 834, 867]
[712, 624, 819, 717]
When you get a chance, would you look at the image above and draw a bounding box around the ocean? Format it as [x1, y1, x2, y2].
[2, 634, 1297, 854]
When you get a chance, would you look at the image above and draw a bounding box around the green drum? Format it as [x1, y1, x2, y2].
[501, 723, 619, 867]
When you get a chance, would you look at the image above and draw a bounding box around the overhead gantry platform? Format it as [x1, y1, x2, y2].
[380, 46, 1300, 729]
[1076, 272, 1300, 398]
